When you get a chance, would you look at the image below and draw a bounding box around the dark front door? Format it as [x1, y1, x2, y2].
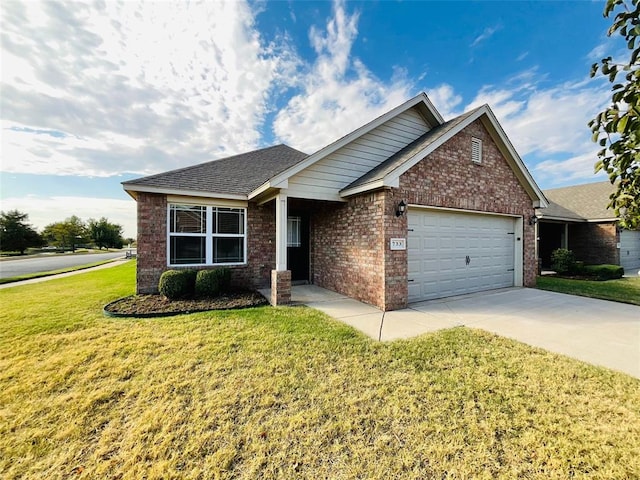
[287, 214, 309, 282]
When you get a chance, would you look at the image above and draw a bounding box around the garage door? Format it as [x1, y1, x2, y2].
[620, 229, 640, 274]
[408, 209, 516, 302]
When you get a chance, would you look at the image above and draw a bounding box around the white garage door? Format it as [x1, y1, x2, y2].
[620, 229, 640, 274]
[408, 209, 516, 302]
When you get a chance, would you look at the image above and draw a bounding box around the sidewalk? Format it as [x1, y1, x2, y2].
[0, 259, 131, 290]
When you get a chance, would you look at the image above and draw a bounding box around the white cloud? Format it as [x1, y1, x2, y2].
[533, 152, 608, 187]
[426, 84, 462, 120]
[471, 25, 501, 47]
[423, 71, 611, 188]
[0, 195, 137, 238]
[272, 0, 414, 153]
[0, 0, 296, 177]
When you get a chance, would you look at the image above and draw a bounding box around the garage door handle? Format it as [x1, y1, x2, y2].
[465, 255, 470, 265]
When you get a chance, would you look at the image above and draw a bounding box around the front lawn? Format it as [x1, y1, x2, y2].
[1, 263, 639, 479]
[537, 275, 640, 305]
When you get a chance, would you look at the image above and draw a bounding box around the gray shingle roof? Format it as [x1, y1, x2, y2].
[541, 181, 616, 221]
[341, 107, 482, 193]
[123, 144, 308, 196]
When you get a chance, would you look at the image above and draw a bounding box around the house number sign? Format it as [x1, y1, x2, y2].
[390, 238, 406, 250]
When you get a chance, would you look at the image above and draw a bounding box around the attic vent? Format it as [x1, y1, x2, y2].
[471, 137, 482, 164]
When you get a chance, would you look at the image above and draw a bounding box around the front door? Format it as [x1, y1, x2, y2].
[287, 215, 309, 282]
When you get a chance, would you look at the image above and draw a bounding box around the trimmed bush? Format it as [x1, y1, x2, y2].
[551, 248, 576, 274]
[195, 268, 232, 298]
[159, 269, 197, 299]
[583, 264, 624, 280]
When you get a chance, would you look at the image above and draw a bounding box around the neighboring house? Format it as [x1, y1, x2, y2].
[537, 181, 640, 273]
[123, 93, 547, 311]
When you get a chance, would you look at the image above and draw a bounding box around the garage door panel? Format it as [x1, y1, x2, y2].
[620, 230, 640, 273]
[408, 209, 516, 302]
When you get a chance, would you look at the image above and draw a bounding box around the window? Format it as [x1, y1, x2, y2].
[471, 137, 482, 164]
[287, 216, 301, 247]
[168, 204, 246, 266]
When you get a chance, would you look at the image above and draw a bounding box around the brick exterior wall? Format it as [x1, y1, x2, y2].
[307, 119, 538, 311]
[397, 119, 537, 295]
[137, 192, 167, 294]
[136, 119, 539, 310]
[311, 193, 386, 308]
[569, 222, 619, 265]
[135, 194, 275, 294]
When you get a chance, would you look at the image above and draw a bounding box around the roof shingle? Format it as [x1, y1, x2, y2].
[123, 144, 308, 196]
[541, 181, 616, 221]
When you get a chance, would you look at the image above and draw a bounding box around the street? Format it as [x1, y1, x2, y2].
[0, 252, 127, 279]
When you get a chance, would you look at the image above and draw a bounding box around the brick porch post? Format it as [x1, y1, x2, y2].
[270, 269, 291, 306]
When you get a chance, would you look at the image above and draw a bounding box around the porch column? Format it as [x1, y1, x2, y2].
[271, 193, 291, 305]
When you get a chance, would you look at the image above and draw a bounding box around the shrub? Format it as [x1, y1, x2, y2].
[551, 248, 576, 274]
[583, 264, 624, 280]
[158, 269, 197, 299]
[195, 268, 232, 297]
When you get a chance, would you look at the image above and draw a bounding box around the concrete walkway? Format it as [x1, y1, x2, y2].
[293, 285, 640, 379]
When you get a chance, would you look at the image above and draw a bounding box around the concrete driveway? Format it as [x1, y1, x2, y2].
[297, 286, 640, 379]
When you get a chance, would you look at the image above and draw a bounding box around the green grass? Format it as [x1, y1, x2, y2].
[1, 263, 639, 479]
[537, 275, 640, 305]
[0, 259, 119, 285]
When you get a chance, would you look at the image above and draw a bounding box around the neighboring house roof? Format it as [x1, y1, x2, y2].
[123, 92, 547, 208]
[538, 181, 617, 222]
[123, 144, 308, 200]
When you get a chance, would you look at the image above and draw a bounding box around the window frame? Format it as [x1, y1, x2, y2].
[167, 203, 247, 267]
[287, 216, 301, 247]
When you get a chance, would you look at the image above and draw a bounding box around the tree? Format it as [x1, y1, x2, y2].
[43, 216, 89, 252]
[0, 210, 44, 254]
[589, 0, 640, 229]
[88, 217, 124, 249]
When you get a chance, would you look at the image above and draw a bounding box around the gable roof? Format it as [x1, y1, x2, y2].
[338, 104, 548, 208]
[340, 107, 481, 194]
[247, 92, 444, 199]
[123, 144, 308, 200]
[122, 92, 547, 208]
[539, 181, 617, 222]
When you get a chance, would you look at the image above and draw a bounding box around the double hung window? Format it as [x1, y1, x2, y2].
[168, 204, 246, 266]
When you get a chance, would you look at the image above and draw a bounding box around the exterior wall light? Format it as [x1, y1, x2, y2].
[529, 215, 539, 225]
[396, 200, 407, 217]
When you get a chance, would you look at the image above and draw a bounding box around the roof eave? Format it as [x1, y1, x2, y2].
[122, 183, 248, 201]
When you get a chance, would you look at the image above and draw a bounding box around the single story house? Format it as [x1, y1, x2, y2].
[123, 93, 548, 311]
[537, 181, 640, 274]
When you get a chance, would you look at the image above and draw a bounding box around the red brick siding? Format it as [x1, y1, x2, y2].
[135, 194, 274, 294]
[382, 189, 408, 310]
[391, 119, 537, 307]
[312, 193, 386, 308]
[569, 222, 619, 265]
[136, 192, 167, 294]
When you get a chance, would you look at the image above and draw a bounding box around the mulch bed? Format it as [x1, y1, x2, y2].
[104, 291, 268, 317]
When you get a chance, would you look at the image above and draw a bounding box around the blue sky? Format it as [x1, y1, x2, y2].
[0, 0, 621, 237]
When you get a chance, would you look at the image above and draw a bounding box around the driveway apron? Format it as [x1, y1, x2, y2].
[302, 286, 640, 379]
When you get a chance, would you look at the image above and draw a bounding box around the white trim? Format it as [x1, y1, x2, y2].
[514, 216, 524, 287]
[166, 203, 247, 267]
[275, 193, 288, 271]
[167, 195, 247, 208]
[248, 93, 443, 199]
[124, 184, 247, 201]
[407, 204, 521, 218]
